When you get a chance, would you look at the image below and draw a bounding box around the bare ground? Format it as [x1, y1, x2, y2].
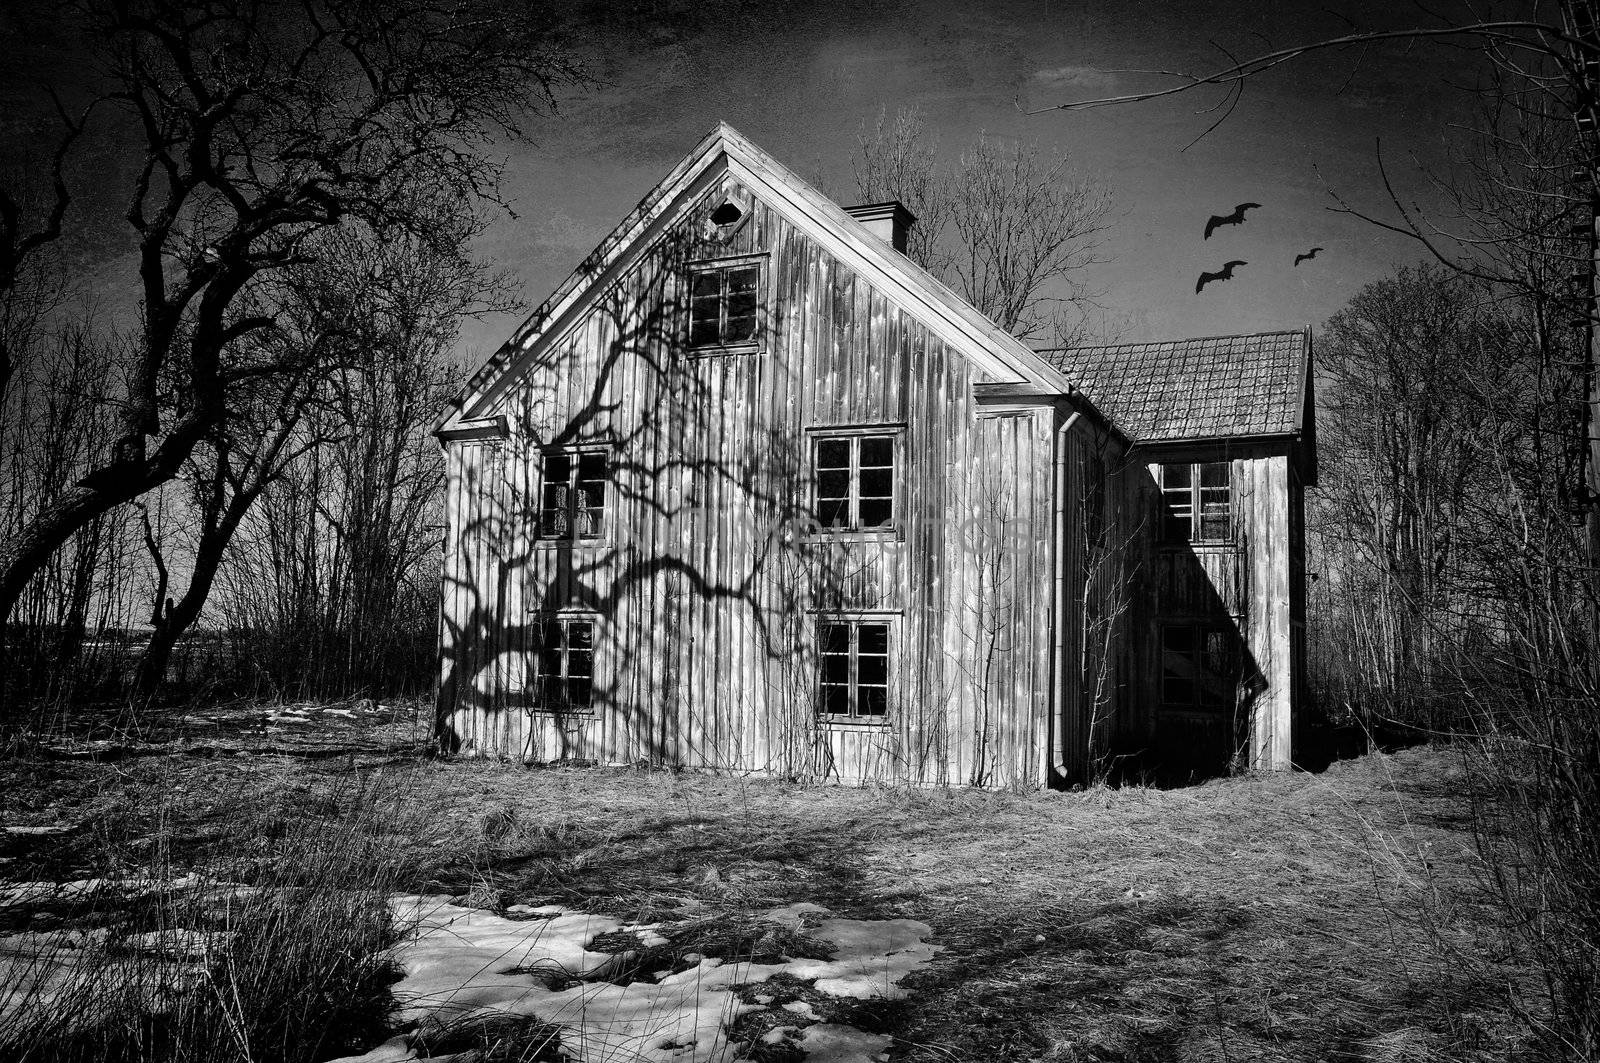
[0, 700, 1543, 1062]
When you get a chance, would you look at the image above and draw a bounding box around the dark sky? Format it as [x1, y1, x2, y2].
[4, 0, 1501, 357]
[460, 0, 1495, 357]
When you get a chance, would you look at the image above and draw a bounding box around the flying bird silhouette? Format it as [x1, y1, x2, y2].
[1196, 261, 1247, 293]
[1204, 203, 1261, 239]
[1294, 247, 1325, 266]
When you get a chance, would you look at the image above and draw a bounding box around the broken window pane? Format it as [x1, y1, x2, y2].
[1161, 461, 1230, 542]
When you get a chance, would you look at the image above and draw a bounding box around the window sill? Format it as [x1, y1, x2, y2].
[817, 716, 891, 730]
[687, 342, 763, 358]
[1157, 539, 1235, 551]
[525, 707, 597, 718]
[803, 529, 903, 544]
[534, 538, 610, 550]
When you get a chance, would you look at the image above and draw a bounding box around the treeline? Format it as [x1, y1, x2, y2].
[1304, 88, 1598, 1050]
[1307, 262, 1590, 735]
[0, 228, 486, 706]
[0, 0, 577, 713]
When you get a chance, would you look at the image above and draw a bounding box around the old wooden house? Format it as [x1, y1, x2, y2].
[433, 123, 1314, 788]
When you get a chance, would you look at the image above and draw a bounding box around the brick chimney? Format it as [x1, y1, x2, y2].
[844, 201, 916, 253]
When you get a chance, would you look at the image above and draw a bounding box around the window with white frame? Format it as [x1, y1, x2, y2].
[688, 259, 761, 350]
[536, 616, 595, 712]
[813, 433, 896, 532]
[540, 450, 608, 541]
[1159, 461, 1231, 543]
[818, 618, 890, 721]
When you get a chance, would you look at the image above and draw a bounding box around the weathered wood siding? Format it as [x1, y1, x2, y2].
[1123, 447, 1298, 772]
[436, 168, 1072, 788]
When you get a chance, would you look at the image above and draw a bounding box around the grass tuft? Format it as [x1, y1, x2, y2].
[0, 778, 409, 1063]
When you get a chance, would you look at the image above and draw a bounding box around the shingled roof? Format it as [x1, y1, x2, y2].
[1042, 329, 1311, 443]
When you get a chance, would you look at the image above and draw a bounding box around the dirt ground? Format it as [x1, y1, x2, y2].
[0, 700, 1542, 1062]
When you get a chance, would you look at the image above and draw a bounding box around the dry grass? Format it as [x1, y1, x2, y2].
[0, 772, 409, 1063]
[0, 728, 1539, 1063]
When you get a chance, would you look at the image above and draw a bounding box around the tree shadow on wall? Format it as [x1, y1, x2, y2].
[435, 206, 860, 777]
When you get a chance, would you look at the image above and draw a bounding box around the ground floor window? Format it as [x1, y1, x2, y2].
[1160, 621, 1237, 712]
[818, 618, 890, 721]
[537, 616, 595, 712]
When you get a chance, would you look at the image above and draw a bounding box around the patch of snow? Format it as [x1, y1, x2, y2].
[326, 897, 940, 1063]
[762, 902, 831, 929]
[761, 905, 939, 1000]
[794, 1024, 895, 1063]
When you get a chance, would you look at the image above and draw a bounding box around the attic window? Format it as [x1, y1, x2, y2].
[688, 259, 762, 350]
[701, 196, 752, 244]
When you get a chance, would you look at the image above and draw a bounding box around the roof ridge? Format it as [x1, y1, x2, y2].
[440, 122, 1081, 430]
[1037, 327, 1306, 354]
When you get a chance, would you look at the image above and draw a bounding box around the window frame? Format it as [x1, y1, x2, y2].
[685, 253, 767, 355]
[805, 425, 903, 538]
[536, 446, 611, 546]
[1158, 620, 1238, 714]
[816, 615, 893, 725]
[1158, 460, 1233, 545]
[531, 613, 598, 715]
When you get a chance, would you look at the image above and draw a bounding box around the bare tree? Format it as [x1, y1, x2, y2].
[852, 107, 952, 274]
[1019, 4, 1600, 572]
[0, 316, 144, 704]
[0, 0, 579, 631]
[209, 224, 490, 699]
[854, 109, 1114, 344]
[949, 136, 1113, 343]
[1311, 263, 1541, 725]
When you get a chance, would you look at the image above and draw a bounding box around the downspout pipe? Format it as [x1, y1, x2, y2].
[1051, 407, 1083, 785]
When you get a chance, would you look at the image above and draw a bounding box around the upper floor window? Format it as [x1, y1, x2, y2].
[1159, 461, 1230, 543]
[813, 432, 896, 532]
[540, 450, 608, 541]
[537, 616, 594, 712]
[818, 618, 890, 721]
[689, 260, 761, 349]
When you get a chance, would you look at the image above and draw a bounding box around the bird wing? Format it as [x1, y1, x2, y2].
[1204, 216, 1222, 239]
[1238, 203, 1262, 213]
[1196, 273, 1210, 293]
